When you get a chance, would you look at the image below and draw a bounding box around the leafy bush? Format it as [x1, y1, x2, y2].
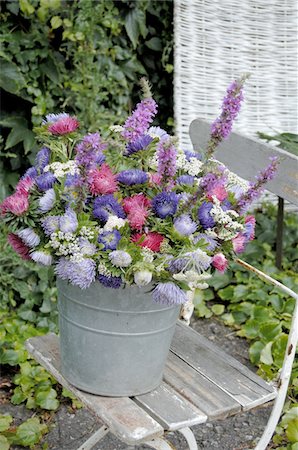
[0, 0, 174, 199]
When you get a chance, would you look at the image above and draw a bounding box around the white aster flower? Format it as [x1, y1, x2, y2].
[110, 125, 124, 133]
[39, 189, 56, 213]
[141, 248, 154, 263]
[17, 228, 40, 247]
[103, 215, 127, 232]
[134, 270, 152, 286]
[109, 250, 132, 268]
[30, 250, 52, 266]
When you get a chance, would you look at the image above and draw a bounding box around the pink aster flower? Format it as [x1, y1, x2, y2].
[48, 115, 79, 135]
[0, 193, 29, 216]
[207, 185, 228, 202]
[15, 176, 35, 196]
[123, 194, 151, 230]
[131, 231, 164, 252]
[232, 234, 247, 253]
[88, 164, 118, 195]
[149, 173, 162, 186]
[212, 253, 228, 273]
[7, 233, 31, 260]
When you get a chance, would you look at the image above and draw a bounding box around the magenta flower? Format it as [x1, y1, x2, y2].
[15, 176, 35, 196]
[48, 115, 79, 135]
[212, 253, 228, 273]
[131, 232, 164, 252]
[123, 194, 151, 230]
[7, 233, 31, 260]
[0, 193, 29, 216]
[88, 164, 118, 195]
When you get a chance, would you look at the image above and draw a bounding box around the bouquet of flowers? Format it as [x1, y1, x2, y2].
[1, 77, 278, 309]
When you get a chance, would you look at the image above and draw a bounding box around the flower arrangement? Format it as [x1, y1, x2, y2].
[1, 77, 279, 307]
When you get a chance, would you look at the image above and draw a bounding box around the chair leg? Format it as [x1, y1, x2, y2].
[77, 425, 109, 450]
[177, 427, 198, 450]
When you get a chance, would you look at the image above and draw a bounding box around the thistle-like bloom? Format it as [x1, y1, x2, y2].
[55, 257, 96, 289]
[237, 157, 279, 213]
[152, 282, 187, 306]
[75, 132, 107, 170]
[109, 250, 132, 267]
[15, 176, 35, 195]
[17, 228, 40, 247]
[88, 164, 118, 195]
[198, 202, 216, 229]
[185, 249, 212, 271]
[123, 194, 151, 230]
[30, 250, 53, 266]
[97, 230, 121, 251]
[60, 208, 78, 233]
[174, 214, 197, 236]
[125, 134, 153, 156]
[39, 189, 56, 213]
[98, 274, 123, 289]
[35, 147, 51, 172]
[117, 169, 148, 186]
[134, 270, 152, 286]
[93, 194, 126, 223]
[41, 216, 60, 235]
[206, 185, 228, 202]
[157, 138, 177, 187]
[7, 233, 31, 260]
[121, 98, 158, 142]
[177, 175, 195, 186]
[65, 173, 81, 187]
[212, 253, 228, 273]
[152, 192, 178, 219]
[131, 232, 164, 252]
[103, 215, 127, 232]
[48, 115, 79, 135]
[36, 172, 56, 191]
[0, 193, 29, 216]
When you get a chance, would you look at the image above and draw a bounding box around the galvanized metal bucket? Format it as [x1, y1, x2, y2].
[57, 278, 180, 396]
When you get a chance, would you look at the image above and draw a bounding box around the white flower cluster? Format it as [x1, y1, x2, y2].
[141, 248, 154, 263]
[176, 151, 203, 176]
[173, 271, 211, 290]
[49, 231, 86, 262]
[210, 197, 244, 240]
[110, 125, 124, 133]
[226, 171, 249, 192]
[44, 161, 79, 178]
[98, 263, 111, 276]
[79, 226, 95, 240]
[148, 152, 158, 170]
[103, 215, 127, 232]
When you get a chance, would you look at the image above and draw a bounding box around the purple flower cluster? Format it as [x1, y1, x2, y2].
[22, 167, 38, 180]
[152, 282, 187, 305]
[60, 208, 78, 233]
[198, 201, 215, 229]
[167, 258, 188, 274]
[152, 192, 178, 218]
[194, 233, 218, 251]
[98, 274, 123, 289]
[237, 156, 279, 213]
[125, 134, 153, 156]
[36, 172, 57, 191]
[93, 194, 125, 223]
[75, 132, 106, 170]
[184, 150, 202, 161]
[121, 98, 157, 143]
[177, 175, 194, 186]
[117, 169, 148, 185]
[157, 138, 177, 187]
[55, 257, 96, 289]
[174, 214, 197, 236]
[97, 230, 121, 251]
[41, 215, 60, 235]
[35, 147, 51, 172]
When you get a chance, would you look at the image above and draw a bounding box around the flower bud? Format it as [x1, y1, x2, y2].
[134, 270, 152, 286]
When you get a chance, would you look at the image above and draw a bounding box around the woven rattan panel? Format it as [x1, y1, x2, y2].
[174, 0, 298, 151]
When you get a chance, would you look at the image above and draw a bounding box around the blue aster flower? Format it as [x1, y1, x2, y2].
[59, 208, 78, 233]
[22, 167, 38, 180]
[194, 233, 218, 251]
[197, 201, 215, 229]
[93, 194, 126, 223]
[152, 282, 187, 305]
[174, 214, 197, 236]
[152, 191, 178, 218]
[65, 173, 81, 187]
[98, 274, 123, 289]
[125, 134, 153, 156]
[117, 169, 148, 185]
[177, 175, 195, 186]
[41, 216, 60, 235]
[35, 147, 51, 172]
[184, 150, 202, 161]
[167, 258, 188, 274]
[39, 188, 56, 212]
[55, 257, 96, 289]
[36, 172, 56, 191]
[97, 230, 121, 251]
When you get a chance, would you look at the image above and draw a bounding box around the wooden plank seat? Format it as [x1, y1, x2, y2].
[25, 322, 276, 450]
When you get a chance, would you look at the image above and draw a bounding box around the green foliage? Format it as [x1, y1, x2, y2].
[0, 414, 48, 449]
[0, 0, 173, 199]
[258, 131, 298, 156]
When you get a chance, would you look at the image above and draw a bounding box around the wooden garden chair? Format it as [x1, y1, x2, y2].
[26, 122, 298, 450]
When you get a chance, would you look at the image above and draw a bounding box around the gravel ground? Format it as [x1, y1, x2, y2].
[0, 317, 274, 450]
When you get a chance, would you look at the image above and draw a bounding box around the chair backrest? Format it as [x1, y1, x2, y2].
[189, 118, 298, 206]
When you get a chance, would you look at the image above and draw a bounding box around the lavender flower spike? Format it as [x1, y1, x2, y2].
[157, 137, 177, 187]
[152, 282, 188, 305]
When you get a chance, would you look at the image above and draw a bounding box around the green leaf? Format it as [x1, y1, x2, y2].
[16, 417, 47, 447]
[11, 386, 27, 405]
[0, 60, 26, 95]
[0, 414, 13, 432]
[259, 321, 282, 341]
[286, 418, 298, 442]
[145, 37, 162, 51]
[35, 388, 59, 410]
[125, 9, 143, 48]
[241, 319, 260, 339]
[19, 0, 35, 15]
[249, 341, 265, 365]
[0, 435, 10, 450]
[211, 304, 225, 316]
[260, 341, 274, 365]
[50, 16, 63, 29]
[5, 127, 27, 150]
[218, 285, 234, 300]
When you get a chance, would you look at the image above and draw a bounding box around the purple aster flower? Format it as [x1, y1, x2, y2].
[184, 150, 202, 161]
[157, 138, 177, 187]
[177, 175, 195, 186]
[117, 169, 148, 185]
[198, 201, 215, 229]
[152, 282, 187, 305]
[75, 132, 107, 170]
[174, 214, 197, 236]
[178, 192, 192, 203]
[121, 98, 158, 142]
[36, 172, 56, 191]
[59, 208, 78, 233]
[35, 147, 51, 172]
[65, 173, 81, 187]
[22, 167, 38, 180]
[194, 233, 218, 251]
[93, 194, 125, 223]
[30, 250, 52, 266]
[167, 258, 188, 274]
[152, 192, 178, 218]
[98, 274, 123, 289]
[148, 126, 169, 140]
[39, 188, 56, 212]
[125, 134, 153, 156]
[41, 216, 60, 235]
[97, 229, 121, 251]
[17, 228, 40, 247]
[55, 257, 96, 289]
